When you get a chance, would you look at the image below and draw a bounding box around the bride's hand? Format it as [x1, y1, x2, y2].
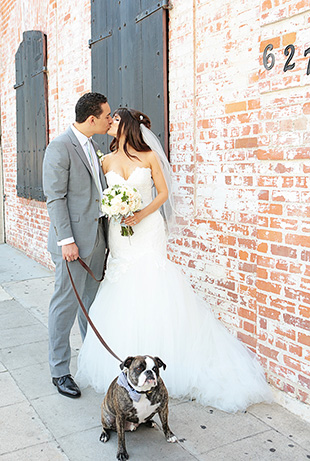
[124, 211, 143, 226]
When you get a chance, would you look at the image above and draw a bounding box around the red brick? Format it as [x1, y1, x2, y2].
[257, 242, 268, 253]
[259, 37, 281, 52]
[283, 355, 301, 372]
[258, 204, 283, 215]
[259, 305, 281, 320]
[256, 280, 281, 295]
[270, 245, 297, 259]
[238, 307, 256, 322]
[275, 260, 289, 272]
[285, 288, 310, 305]
[283, 314, 310, 330]
[257, 267, 268, 279]
[286, 234, 310, 248]
[225, 101, 246, 113]
[259, 344, 279, 360]
[235, 137, 258, 148]
[257, 229, 282, 242]
[237, 331, 257, 349]
[262, 0, 272, 12]
[270, 218, 298, 230]
[298, 333, 310, 346]
[243, 321, 255, 334]
[298, 374, 310, 390]
[270, 298, 295, 313]
[289, 344, 302, 357]
[255, 148, 284, 160]
[299, 306, 310, 318]
[274, 327, 296, 341]
[282, 32, 296, 46]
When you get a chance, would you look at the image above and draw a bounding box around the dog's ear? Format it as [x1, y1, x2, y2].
[154, 357, 166, 370]
[120, 356, 135, 370]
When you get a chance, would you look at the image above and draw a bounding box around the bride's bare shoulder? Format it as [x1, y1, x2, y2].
[146, 150, 160, 167]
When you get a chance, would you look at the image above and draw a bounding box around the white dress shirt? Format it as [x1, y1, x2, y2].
[57, 124, 104, 247]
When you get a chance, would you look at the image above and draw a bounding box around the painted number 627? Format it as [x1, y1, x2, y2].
[263, 43, 310, 75]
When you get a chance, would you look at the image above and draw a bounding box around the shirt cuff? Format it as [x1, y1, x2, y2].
[57, 237, 75, 246]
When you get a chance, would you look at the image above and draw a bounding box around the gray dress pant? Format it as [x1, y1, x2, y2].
[48, 220, 106, 378]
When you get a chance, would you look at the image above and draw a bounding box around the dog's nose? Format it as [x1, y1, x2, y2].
[145, 370, 154, 377]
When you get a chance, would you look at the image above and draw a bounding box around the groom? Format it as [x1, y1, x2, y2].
[43, 92, 112, 398]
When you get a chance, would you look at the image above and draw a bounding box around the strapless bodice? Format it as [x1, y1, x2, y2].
[104, 167, 167, 276]
[105, 167, 154, 209]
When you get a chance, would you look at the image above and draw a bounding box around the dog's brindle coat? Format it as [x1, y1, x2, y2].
[100, 355, 177, 460]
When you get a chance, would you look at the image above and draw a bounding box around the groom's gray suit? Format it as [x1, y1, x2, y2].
[43, 126, 108, 378]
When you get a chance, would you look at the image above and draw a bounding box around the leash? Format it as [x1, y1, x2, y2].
[65, 250, 122, 363]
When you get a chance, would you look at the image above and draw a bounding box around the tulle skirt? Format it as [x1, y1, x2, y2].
[75, 248, 272, 413]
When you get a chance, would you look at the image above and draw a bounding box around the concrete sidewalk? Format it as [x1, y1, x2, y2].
[0, 243, 310, 461]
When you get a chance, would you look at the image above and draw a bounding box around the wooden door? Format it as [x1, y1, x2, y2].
[89, 0, 169, 154]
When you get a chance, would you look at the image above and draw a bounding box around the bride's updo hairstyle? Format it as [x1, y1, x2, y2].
[110, 108, 152, 161]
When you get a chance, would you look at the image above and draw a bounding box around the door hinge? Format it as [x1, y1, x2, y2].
[89, 30, 112, 49]
[13, 81, 24, 90]
[31, 66, 48, 78]
[135, 0, 172, 23]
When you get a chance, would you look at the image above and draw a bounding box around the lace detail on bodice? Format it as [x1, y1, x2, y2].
[105, 167, 167, 282]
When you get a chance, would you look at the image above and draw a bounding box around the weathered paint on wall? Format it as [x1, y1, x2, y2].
[0, 0, 91, 267]
[168, 0, 310, 410]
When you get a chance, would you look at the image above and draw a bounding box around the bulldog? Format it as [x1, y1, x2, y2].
[100, 355, 177, 460]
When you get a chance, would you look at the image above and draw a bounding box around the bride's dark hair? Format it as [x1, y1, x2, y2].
[110, 108, 152, 161]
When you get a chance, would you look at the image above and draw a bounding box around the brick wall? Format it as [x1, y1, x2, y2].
[0, 0, 91, 268]
[169, 0, 310, 408]
[0, 0, 309, 409]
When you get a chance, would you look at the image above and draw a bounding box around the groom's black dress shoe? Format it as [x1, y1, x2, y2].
[52, 375, 81, 398]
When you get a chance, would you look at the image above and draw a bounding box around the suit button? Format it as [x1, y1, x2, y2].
[96, 199, 99, 202]
[95, 218, 98, 221]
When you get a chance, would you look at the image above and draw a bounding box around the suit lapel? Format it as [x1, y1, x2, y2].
[66, 126, 93, 176]
[92, 139, 107, 190]
[66, 127, 107, 190]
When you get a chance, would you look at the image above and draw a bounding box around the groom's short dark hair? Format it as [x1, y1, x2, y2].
[75, 92, 108, 123]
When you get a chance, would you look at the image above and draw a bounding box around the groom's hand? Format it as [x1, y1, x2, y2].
[62, 243, 79, 262]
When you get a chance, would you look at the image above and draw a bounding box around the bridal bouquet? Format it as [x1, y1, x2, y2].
[101, 184, 142, 236]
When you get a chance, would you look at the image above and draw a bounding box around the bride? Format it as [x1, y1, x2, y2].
[75, 108, 272, 413]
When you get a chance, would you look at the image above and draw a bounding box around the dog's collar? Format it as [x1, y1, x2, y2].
[117, 372, 153, 402]
[127, 379, 153, 395]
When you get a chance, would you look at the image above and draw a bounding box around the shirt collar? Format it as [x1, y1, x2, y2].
[71, 124, 91, 148]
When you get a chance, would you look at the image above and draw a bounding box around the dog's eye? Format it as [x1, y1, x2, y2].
[136, 366, 142, 372]
[152, 366, 158, 372]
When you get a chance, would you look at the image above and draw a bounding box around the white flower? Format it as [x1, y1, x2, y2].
[96, 149, 104, 160]
[120, 202, 130, 214]
[110, 204, 120, 215]
[111, 195, 123, 207]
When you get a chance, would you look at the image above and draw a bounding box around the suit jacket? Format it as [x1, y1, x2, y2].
[43, 126, 108, 258]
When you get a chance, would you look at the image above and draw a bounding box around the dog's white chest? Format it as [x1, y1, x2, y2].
[133, 395, 160, 423]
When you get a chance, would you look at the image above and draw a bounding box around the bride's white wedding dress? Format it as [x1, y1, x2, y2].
[75, 167, 272, 412]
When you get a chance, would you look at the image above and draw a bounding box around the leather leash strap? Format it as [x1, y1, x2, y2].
[65, 250, 122, 363]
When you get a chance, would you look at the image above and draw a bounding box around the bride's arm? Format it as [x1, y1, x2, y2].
[100, 154, 111, 174]
[124, 151, 168, 226]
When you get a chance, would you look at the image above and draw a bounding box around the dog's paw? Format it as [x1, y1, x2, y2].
[125, 421, 138, 431]
[99, 430, 110, 443]
[144, 419, 157, 429]
[129, 422, 137, 432]
[117, 449, 129, 460]
[166, 434, 178, 443]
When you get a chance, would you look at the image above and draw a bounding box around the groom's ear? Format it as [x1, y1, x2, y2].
[87, 114, 96, 126]
[120, 356, 135, 370]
